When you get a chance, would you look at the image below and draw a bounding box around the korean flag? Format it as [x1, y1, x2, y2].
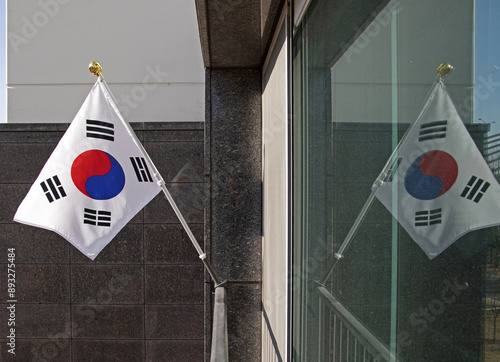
[375, 80, 500, 259]
[14, 78, 161, 259]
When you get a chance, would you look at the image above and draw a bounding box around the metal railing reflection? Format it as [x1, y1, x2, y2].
[316, 285, 395, 361]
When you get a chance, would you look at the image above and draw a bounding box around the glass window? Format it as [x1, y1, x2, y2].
[292, 0, 500, 360]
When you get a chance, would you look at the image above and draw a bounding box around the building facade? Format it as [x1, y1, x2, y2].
[0, 122, 206, 361]
[197, 0, 500, 360]
[3, 0, 500, 361]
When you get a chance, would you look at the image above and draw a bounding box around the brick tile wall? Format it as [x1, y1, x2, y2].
[0, 122, 206, 362]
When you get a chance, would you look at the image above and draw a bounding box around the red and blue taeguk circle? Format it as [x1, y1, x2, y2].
[71, 150, 125, 200]
[404, 150, 458, 200]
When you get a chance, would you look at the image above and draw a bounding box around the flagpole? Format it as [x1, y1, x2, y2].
[319, 63, 453, 285]
[89, 62, 224, 287]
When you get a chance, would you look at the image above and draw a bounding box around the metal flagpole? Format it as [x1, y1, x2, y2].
[320, 63, 453, 285]
[89, 61, 224, 287]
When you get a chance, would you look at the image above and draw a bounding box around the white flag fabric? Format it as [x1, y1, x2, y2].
[14, 78, 161, 259]
[375, 80, 500, 259]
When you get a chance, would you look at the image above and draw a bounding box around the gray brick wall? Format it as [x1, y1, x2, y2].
[0, 122, 206, 362]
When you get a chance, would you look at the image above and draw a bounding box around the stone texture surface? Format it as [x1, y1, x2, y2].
[72, 341, 145, 362]
[0, 338, 72, 361]
[0, 122, 206, 361]
[226, 283, 262, 361]
[146, 305, 205, 339]
[144, 224, 203, 264]
[207, 69, 263, 282]
[195, 0, 284, 68]
[205, 68, 262, 361]
[146, 340, 204, 362]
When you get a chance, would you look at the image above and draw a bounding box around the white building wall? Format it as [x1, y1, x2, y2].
[7, 0, 204, 123]
[262, 10, 288, 362]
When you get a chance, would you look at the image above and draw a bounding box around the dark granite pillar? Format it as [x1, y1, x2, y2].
[204, 68, 262, 361]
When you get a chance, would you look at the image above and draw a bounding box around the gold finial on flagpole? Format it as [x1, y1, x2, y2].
[437, 62, 453, 78]
[89, 61, 102, 77]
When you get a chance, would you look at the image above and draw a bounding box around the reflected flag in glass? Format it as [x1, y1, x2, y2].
[375, 80, 500, 259]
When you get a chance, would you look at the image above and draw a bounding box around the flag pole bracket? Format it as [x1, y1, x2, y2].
[155, 173, 166, 187]
[373, 178, 385, 189]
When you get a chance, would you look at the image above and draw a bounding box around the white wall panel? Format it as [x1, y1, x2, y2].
[8, 83, 204, 123]
[7, 0, 204, 122]
[262, 10, 288, 362]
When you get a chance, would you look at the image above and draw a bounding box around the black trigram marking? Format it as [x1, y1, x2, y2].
[383, 157, 402, 183]
[415, 208, 442, 227]
[130, 157, 153, 182]
[460, 176, 490, 203]
[86, 119, 114, 141]
[83, 208, 111, 227]
[419, 120, 447, 142]
[40, 175, 67, 203]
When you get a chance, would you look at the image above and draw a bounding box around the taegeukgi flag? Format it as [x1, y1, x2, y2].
[375, 80, 500, 259]
[14, 78, 161, 259]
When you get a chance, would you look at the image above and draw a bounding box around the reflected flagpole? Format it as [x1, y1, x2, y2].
[89, 62, 224, 287]
[320, 63, 453, 285]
